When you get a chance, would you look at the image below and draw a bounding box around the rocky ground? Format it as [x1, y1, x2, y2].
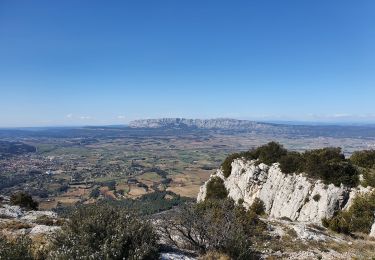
[259, 218, 375, 259]
[2, 192, 375, 259]
[196, 159, 375, 259]
[156, 216, 375, 259]
[0, 196, 61, 238]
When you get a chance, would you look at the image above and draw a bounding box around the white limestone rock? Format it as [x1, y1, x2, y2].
[29, 225, 60, 236]
[370, 222, 375, 237]
[160, 252, 196, 260]
[197, 159, 368, 225]
[21, 210, 57, 222]
[0, 205, 23, 218]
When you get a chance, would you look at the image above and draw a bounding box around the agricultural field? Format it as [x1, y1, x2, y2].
[0, 126, 375, 210]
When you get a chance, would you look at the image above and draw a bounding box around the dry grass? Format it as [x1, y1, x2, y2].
[0, 220, 32, 230]
[127, 186, 149, 197]
[34, 215, 65, 226]
[199, 251, 231, 260]
[167, 185, 201, 198]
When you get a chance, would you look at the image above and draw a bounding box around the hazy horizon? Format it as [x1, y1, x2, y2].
[1, 1, 374, 127]
[2, 117, 375, 129]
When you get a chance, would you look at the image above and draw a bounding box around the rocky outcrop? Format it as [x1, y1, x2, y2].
[0, 198, 61, 237]
[198, 159, 373, 225]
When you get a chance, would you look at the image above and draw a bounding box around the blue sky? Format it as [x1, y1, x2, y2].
[0, 0, 374, 126]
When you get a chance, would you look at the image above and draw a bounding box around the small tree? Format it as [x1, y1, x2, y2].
[206, 177, 228, 200]
[350, 150, 375, 169]
[10, 192, 38, 210]
[249, 198, 265, 215]
[158, 199, 265, 259]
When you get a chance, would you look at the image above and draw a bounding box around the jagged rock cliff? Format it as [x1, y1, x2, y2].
[198, 159, 374, 226]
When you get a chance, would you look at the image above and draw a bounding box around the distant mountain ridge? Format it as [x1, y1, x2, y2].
[128, 118, 273, 130]
[128, 118, 375, 138]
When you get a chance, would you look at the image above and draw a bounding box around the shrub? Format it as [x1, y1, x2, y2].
[361, 169, 375, 187]
[90, 187, 101, 198]
[346, 191, 375, 233]
[10, 192, 38, 210]
[249, 198, 265, 215]
[312, 194, 321, 202]
[221, 153, 243, 178]
[254, 142, 287, 166]
[323, 191, 375, 234]
[279, 151, 302, 173]
[58, 184, 69, 193]
[324, 162, 359, 187]
[159, 199, 265, 259]
[206, 177, 228, 200]
[221, 143, 360, 187]
[0, 220, 32, 230]
[221, 142, 285, 177]
[106, 180, 116, 191]
[49, 204, 159, 259]
[322, 212, 351, 234]
[35, 215, 65, 226]
[350, 150, 375, 169]
[92, 191, 192, 216]
[0, 234, 33, 260]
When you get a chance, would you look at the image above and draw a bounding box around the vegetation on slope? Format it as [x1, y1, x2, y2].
[350, 150, 375, 168]
[50, 204, 159, 259]
[10, 192, 38, 210]
[0, 235, 33, 260]
[206, 177, 228, 200]
[159, 198, 266, 259]
[350, 150, 375, 187]
[221, 142, 361, 187]
[322, 191, 375, 235]
[56, 191, 193, 217]
[0, 141, 36, 157]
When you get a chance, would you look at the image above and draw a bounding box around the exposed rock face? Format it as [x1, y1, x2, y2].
[0, 200, 60, 237]
[198, 159, 372, 224]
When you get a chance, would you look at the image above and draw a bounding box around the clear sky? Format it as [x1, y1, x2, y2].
[0, 0, 374, 127]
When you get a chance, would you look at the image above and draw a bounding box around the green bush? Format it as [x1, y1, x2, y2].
[322, 212, 351, 234]
[278, 151, 302, 173]
[361, 168, 375, 187]
[299, 148, 358, 187]
[221, 143, 360, 187]
[0, 235, 33, 260]
[206, 177, 228, 200]
[221, 142, 286, 177]
[312, 194, 321, 202]
[56, 191, 192, 217]
[10, 192, 38, 210]
[254, 141, 287, 166]
[249, 198, 265, 215]
[49, 204, 159, 259]
[350, 150, 375, 169]
[323, 191, 375, 234]
[221, 153, 244, 178]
